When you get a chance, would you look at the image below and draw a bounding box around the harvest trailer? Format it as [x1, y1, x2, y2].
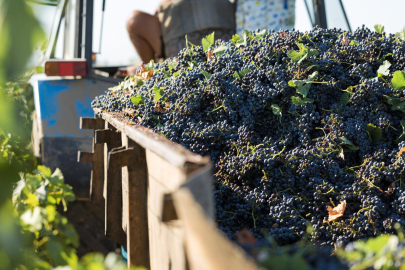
[29, 0, 352, 261]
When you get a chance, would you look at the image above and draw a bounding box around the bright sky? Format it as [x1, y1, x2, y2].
[30, 0, 405, 67]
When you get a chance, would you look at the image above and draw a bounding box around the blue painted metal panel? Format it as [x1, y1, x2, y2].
[32, 76, 116, 139]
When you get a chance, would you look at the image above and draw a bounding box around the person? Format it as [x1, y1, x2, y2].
[126, 0, 236, 75]
[235, 0, 296, 36]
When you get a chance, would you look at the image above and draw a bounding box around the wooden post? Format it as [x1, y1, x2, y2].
[108, 143, 150, 269]
[78, 117, 105, 202]
[95, 126, 126, 247]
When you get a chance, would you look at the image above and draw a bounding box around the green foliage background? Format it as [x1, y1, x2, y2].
[0, 0, 144, 269]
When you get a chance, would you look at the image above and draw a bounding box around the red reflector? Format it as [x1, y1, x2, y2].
[45, 60, 87, 77]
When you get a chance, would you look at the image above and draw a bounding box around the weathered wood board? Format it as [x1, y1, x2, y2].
[81, 110, 257, 270]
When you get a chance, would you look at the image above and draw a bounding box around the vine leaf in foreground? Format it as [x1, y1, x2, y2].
[202, 32, 215, 52]
[377, 60, 391, 76]
[324, 200, 346, 223]
[131, 95, 145, 106]
[339, 137, 359, 152]
[365, 123, 382, 142]
[287, 43, 319, 63]
[391, 70, 405, 90]
[395, 120, 405, 144]
[374, 24, 385, 34]
[384, 95, 405, 113]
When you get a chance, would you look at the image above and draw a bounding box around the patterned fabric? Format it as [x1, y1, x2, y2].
[157, 0, 236, 45]
[164, 28, 234, 58]
[236, 0, 296, 36]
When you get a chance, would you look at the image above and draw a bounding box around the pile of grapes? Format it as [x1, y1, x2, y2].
[92, 26, 405, 246]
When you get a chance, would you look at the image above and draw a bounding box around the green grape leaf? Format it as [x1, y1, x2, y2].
[25, 174, 42, 190]
[20, 206, 43, 231]
[289, 81, 311, 97]
[365, 123, 382, 142]
[152, 115, 163, 127]
[307, 48, 319, 57]
[239, 69, 250, 78]
[395, 120, 405, 144]
[49, 168, 64, 185]
[202, 32, 215, 52]
[202, 71, 212, 80]
[391, 70, 405, 90]
[153, 86, 164, 101]
[233, 71, 241, 80]
[377, 60, 391, 76]
[144, 59, 155, 71]
[288, 71, 318, 98]
[231, 34, 246, 47]
[339, 92, 351, 105]
[35, 184, 48, 203]
[287, 43, 307, 62]
[384, 95, 405, 112]
[173, 72, 180, 77]
[213, 45, 228, 56]
[381, 52, 393, 61]
[135, 78, 144, 86]
[396, 27, 405, 40]
[45, 205, 57, 223]
[36, 165, 52, 178]
[339, 137, 359, 152]
[288, 43, 319, 63]
[131, 95, 145, 106]
[349, 40, 359, 46]
[271, 104, 282, 122]
[374, 24, 385, 34]
[254, 29, 268, 41]
[291, 96, 314, 105]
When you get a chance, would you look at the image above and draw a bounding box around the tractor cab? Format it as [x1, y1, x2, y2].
[29, 0, 351, 200]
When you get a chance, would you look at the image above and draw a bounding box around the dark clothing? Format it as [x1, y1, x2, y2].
[157, 0, 236, 57]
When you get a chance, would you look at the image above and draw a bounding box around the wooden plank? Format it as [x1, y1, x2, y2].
[182, 163, 214, 219]
[172, 188, 259, 270]
[94, 126, 126, 246]
[105, 146, 127, 247]
[125, 140, 150, 269]
[90, 142, 104, 203]
[77, 151, 93, 163]
[161, 194, 177, 222]
[80, 117, 105, 130]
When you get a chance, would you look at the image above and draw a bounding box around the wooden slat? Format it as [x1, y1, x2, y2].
[105, 146, 127, 247]
[94, 126, 126, 246]
[80, 117, 105, 130]
[126, 140, 150, 269]
[77, 151, 93, 163]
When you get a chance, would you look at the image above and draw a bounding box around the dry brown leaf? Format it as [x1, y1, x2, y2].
[173, 58, 179, 62]
[154, 103, 165, 113]
[236, 228, 256, 246]
[342, 34, 350, 46]
[140, 70, 154, 79]
[399, 147, 405, 157]
[124, 90, 134, 95]
[384, 182, 395, 196]
[139, 63, 146, 73]
[254, 53, 260, 60]
[207, 50, 214, 61]
[324, 200, 346, 223]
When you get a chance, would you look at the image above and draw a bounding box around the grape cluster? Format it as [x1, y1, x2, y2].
[92, 26, 405, 246]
